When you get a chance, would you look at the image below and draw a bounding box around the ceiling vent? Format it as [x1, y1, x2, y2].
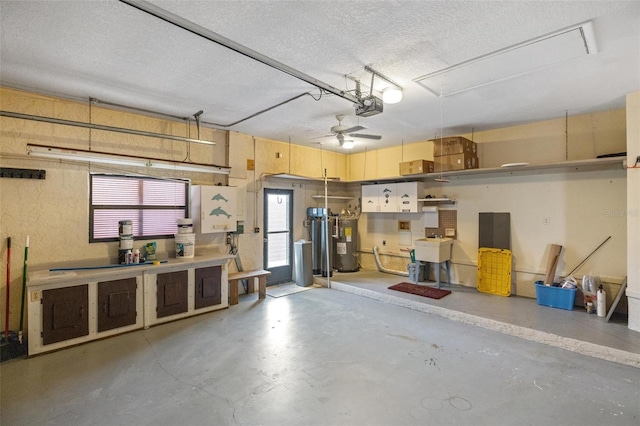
[414, 21, 597, 97]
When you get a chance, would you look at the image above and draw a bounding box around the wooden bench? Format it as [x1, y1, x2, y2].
[228, 269, 271, 305]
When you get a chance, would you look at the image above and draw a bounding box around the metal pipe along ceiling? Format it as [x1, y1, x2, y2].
[119, 0, 362, 106]
[0, 110, 216, 146]
[92, 92, 315, 129]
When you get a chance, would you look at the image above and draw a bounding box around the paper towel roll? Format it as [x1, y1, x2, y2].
[423, 206, 439, 227]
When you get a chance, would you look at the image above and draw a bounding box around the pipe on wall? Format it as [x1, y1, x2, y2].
[0, 110, 215, 146]
[373, 245, 409, 277]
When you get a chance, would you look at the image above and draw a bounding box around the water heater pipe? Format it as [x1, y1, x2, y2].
[324, 169, 331, 288]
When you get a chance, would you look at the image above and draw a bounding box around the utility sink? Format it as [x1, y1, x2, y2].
[414, 238, 453, 263]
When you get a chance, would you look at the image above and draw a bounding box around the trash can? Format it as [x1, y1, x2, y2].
[294, 240, 313, 287]
[407, 262, 424, 283]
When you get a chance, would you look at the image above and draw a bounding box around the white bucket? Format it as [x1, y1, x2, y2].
[119, 236, 133, 250]
[175, 233, 195, 258]
[119, 220, 133, 237]
[177, 218, 193, 234]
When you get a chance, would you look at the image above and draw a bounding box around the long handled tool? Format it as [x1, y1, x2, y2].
[18, 236, 28, 344]
[4, 237, 10, 342]
[565, 235, 611, 277]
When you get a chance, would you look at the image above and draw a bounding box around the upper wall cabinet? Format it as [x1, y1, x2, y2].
[396, 181, 423, 212]
[362, 182, 424, 213]
[192, 186, 237, 233]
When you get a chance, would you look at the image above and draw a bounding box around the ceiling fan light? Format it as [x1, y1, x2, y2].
[382, 87, 403, 104]
[341, 140, 354, 149]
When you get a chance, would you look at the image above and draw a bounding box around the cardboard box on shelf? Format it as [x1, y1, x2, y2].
[434, 153, 479, 172]
[400, 160, 434, 176]
[431, 136, 477, 157]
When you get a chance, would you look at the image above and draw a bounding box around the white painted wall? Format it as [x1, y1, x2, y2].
[358, 169, 627, 298]
[626, 91, 640, 332]
[355, 110, 629, 303]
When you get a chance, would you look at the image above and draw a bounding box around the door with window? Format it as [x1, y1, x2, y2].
[263, 189, 293, 285]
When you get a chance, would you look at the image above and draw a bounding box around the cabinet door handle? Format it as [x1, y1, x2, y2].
[79, 306, 84, 318]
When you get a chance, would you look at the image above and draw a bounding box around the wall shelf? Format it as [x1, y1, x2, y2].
[353, 157, 626, 183]
[418, 198, 456, 204]
[265, 173, 341, 182]
[311, 195, 354, 200]
[265, 158, 625, 185]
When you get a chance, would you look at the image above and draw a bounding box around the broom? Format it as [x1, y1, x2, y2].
[4, 237, 10, 342]
[18, 236, 28, 345]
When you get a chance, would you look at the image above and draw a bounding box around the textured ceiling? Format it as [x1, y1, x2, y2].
[1, 0, 639, 153]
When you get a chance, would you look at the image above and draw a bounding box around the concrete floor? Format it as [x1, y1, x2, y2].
[328, 270, 640, 366]
[1, 271, 639, 425]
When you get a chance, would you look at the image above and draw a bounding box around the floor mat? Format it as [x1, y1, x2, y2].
[267, 282, 318, 298]
[388, 282, 451, 299]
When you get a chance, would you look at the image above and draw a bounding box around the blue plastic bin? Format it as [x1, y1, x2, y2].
[535, 282, 577, 310]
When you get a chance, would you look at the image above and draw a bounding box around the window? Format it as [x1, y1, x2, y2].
[90, 174, 188, 242]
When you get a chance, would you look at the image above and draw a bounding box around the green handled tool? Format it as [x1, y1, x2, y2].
[18, 235, 29, 344]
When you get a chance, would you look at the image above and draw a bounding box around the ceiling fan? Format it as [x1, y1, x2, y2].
[328, 114, 382, 148]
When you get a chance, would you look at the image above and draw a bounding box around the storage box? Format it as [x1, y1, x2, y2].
[535, 283, 577, 310]
[434, 153, 479, 172]
[431, 136, 477, 157]
[477, 248, 512, 297]
[400, 160, 434, 176]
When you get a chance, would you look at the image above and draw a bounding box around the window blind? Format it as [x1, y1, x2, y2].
[90, 174, 187, 242]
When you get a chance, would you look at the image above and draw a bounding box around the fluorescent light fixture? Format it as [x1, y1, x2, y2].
[382, 87, 403, 104]
[414, 21, 597, 97]
[341, 140, 354, 149]
[27, 144, 230, 174]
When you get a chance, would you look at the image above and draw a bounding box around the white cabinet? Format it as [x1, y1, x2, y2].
[192, 185, 237, 233]
[27, 254, 234, 355]
[397, 181, 423, 212]
[361, 184, 380, 212]
[378, 183, 399, 212]
[361, 182, 423, 213]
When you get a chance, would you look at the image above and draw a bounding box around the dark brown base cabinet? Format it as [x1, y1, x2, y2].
[144, 265, 227, 327]
[42, 285, 89, 345]
[195, 266, 222, 309]
[27, 254, 232, 356]
[97, 278, 137, 332]
[156, 271, 189, 318]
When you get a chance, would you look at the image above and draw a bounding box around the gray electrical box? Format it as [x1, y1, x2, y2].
[479, 212, 511, 250]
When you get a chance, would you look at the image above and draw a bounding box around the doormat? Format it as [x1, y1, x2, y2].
[267, 282, 318, 298]
[388, 283, 451, 299]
